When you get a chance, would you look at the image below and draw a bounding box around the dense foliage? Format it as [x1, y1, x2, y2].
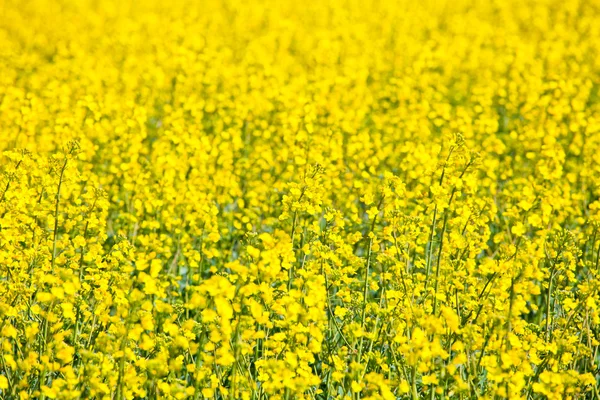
[1, 0, 600, 399]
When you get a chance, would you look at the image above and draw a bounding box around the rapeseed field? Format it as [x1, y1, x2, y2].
[1, 0, 600, 398]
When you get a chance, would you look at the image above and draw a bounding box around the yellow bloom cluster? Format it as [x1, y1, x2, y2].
[1, 0, 600, 398]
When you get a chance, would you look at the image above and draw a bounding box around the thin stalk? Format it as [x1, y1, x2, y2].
[425, 147, 455, 290]
[357, 196, 383, 362]
[51, 158, 68, 270]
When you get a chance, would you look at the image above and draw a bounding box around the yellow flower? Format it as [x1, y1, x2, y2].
[351, 381, 363, 393]
[422, 374, 439, 386]
[511, 222, 527, 237]
[1, 0, 599, 398]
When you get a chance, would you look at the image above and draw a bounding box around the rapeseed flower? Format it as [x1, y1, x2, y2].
[1, 0, 600, 398]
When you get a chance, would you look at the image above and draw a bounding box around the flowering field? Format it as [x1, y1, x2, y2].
[1, 0, 600, 399]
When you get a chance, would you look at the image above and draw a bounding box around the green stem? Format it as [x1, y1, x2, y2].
[51, 158, 68, 270]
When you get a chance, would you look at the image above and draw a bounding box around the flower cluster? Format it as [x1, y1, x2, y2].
[1, 0, 600, 399]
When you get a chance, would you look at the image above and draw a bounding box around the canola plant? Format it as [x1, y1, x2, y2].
[1, 0, 600, 399]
